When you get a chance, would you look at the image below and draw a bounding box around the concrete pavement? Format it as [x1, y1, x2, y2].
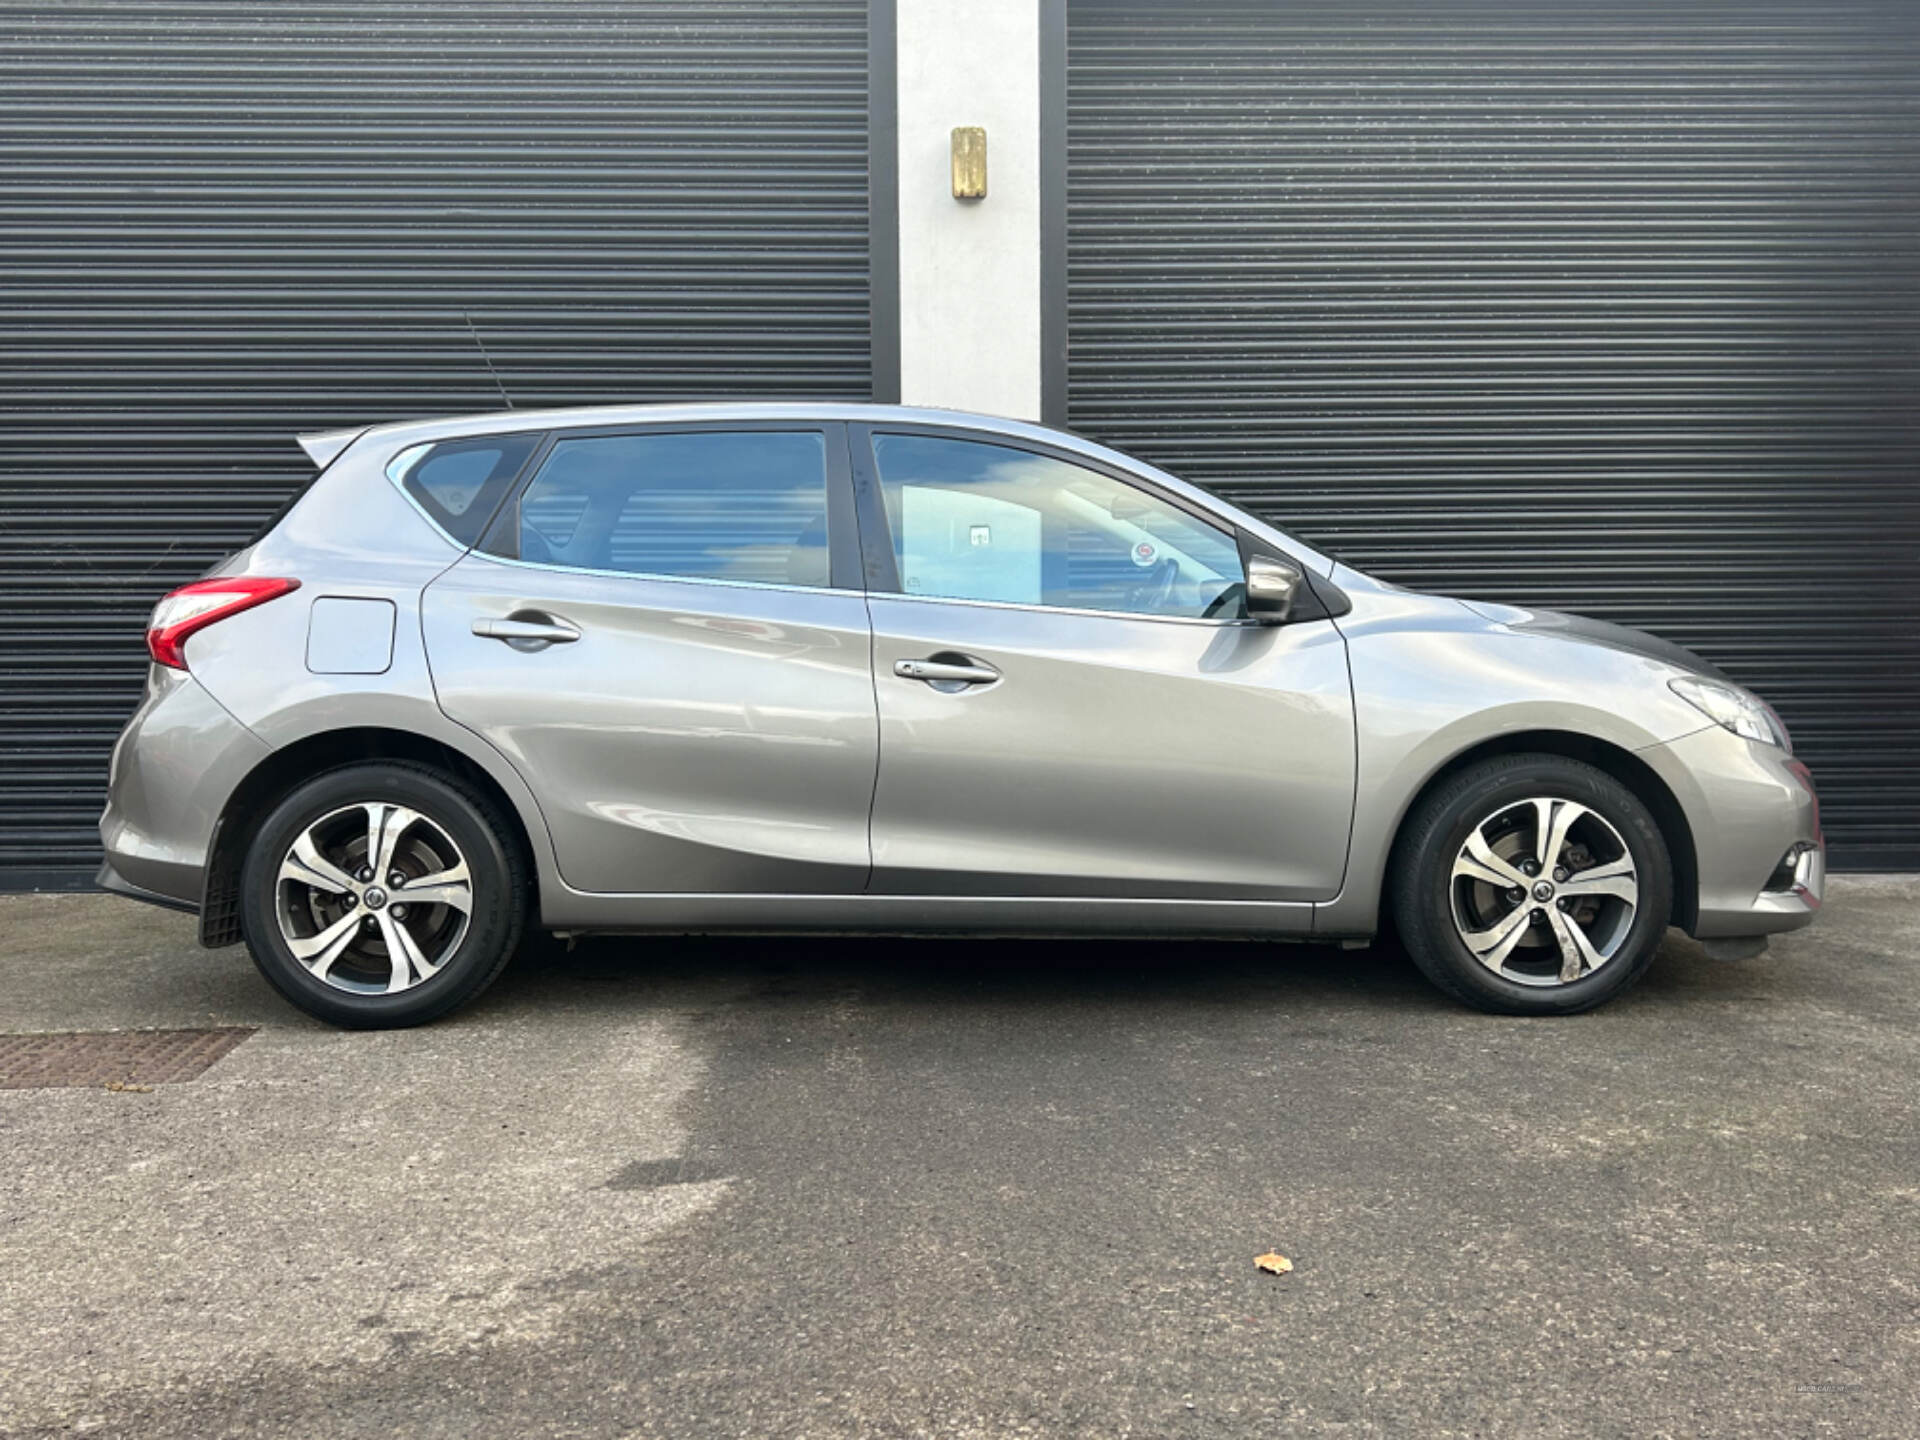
[2, 880, 1917, 1437]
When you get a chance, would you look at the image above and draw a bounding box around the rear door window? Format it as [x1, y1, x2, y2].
[497, 430, 832, 588]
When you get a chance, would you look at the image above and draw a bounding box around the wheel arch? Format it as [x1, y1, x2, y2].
[1384, 729, 1699, 935]
[200, 726, 544, 947]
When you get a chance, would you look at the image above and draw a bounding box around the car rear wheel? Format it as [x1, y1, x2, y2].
[239, 761, 526, 1028]
[1391, 754, 1673, 1015]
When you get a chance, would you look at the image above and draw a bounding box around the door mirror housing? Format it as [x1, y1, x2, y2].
[1245, 554, 1305, 623]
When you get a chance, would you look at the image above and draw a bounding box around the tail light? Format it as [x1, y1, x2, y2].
[147, 576, 301, 669]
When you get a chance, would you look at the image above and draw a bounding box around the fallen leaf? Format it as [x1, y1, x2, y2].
[1254, 1252, 1292, 1275]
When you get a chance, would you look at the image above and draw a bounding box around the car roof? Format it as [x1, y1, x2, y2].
[300, 402, 1097, 467]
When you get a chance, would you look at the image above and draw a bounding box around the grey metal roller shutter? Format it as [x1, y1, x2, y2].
[1068, 0, 1920, 871]
[0, 0, 872, 888]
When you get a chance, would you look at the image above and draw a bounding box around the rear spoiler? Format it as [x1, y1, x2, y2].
[296, 426, 366, 469]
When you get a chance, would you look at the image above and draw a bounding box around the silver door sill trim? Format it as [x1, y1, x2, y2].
[537, 889, 1319, 937]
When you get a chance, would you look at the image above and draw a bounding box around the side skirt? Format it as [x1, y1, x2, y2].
[536, 891, 1317, 939]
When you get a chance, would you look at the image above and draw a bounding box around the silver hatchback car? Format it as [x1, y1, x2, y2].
[99, 403, 1823, 1027]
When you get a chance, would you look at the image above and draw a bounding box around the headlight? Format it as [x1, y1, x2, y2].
[1669, 676, 1791, 752]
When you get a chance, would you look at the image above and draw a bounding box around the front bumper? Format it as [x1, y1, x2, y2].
[1638, 724, 1824, 940]
[98, 666, 270, 909]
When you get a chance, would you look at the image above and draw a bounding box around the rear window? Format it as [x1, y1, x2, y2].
[388, 433, 542, 547]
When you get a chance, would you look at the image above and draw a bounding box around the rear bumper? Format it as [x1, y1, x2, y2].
[1638, 724, 1824, 940]
[98, 666, 270, 910]
[94, 859, 198, 915]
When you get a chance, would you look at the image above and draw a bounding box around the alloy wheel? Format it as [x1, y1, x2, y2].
[274, 802, 474, 994]
[1448, 796, 1640, 987]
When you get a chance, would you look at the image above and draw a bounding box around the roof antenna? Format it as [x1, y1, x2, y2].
[462, 309, 515, 410]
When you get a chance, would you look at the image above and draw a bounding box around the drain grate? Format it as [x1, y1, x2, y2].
[0, 1028, 254, 1090]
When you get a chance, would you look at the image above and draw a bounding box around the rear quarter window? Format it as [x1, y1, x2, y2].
[387, 433, 543, 547]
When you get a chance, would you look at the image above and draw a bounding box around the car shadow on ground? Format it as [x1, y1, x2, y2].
[478, 926, 1763, 1022]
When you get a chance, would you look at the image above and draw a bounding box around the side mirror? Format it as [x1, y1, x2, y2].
[1245, 555, 1304, 623]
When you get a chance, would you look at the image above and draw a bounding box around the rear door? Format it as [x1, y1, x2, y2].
[420, 422, 877, 895]
[854, 426, 1355, 902]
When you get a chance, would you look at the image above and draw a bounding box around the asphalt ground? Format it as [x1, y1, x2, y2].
[3, 879, 1916, 1438]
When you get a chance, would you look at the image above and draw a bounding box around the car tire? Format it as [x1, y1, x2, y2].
[239, 761, 527, 1028]
[1391, 754, 1673, 1016]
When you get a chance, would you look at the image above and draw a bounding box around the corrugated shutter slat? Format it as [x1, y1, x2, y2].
[0, 0, 872, 887]
[1067, 0, 1920, 871]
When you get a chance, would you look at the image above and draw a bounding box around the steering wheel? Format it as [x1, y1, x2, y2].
[1130, 556, 1179, 613]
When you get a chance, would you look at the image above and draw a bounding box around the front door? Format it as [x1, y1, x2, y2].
[855, 428, 1355, 901]
[421, 423, 877, 894]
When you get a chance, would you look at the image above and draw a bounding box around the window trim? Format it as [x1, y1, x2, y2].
[476, 420, 862, 593]
[863, 585, 1263, 630]
[849, 421, 1260, 625]
[459, 549, 871, 601]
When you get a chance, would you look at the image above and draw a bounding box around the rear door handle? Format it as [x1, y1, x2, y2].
[894, 657, 1000, 686]
[473, 616, 581, 647]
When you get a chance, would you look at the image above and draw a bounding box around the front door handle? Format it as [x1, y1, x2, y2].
[473, 616, 581, 648]
[894, 657, 1000, 686]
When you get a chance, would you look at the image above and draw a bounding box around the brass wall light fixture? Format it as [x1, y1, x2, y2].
[951, 126, 987, 199]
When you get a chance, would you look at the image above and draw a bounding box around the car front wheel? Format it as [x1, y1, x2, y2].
[239, 761, 526, 1028]
[1391, 754, 1674, 1015]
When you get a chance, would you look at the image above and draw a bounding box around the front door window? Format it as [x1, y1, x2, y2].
[870, 433, 1246, 619]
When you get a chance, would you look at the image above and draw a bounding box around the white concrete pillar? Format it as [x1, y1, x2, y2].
[894, 0, 1042, 420]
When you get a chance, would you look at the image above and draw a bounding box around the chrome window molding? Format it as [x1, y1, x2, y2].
[467, 549, 868, 601]
[466, 524, 1266, 625]
[867, 586, 1265, 630]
